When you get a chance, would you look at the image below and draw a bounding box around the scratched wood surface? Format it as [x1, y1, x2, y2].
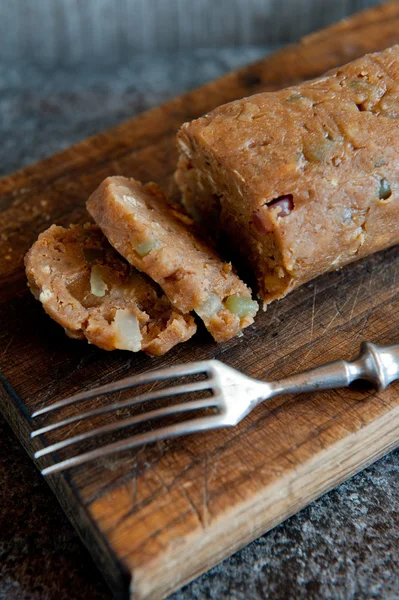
[1, 3, 399, 600]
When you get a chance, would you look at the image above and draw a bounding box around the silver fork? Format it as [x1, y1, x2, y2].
[31, 341, 399, 476]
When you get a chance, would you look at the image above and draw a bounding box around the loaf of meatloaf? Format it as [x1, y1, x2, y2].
[176, 45, 399, 307]
[25, 224, 196, 355]
[87, 176, 258, 342]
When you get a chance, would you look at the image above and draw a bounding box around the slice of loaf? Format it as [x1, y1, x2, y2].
[87, 176, 258, 342]
[25, 223, 196, 355]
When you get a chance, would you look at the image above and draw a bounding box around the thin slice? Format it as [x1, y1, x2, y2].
[25, 224, 196, 355]
[87, 176, 258, 342]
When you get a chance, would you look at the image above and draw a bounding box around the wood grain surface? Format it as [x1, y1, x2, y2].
[1, 3, 399, 600]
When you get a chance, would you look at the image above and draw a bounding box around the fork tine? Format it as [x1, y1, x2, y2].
[31, 361, 214, 418]
[34, 396, 220, 459]
[31, 380, 212, 438]
[40, 415, 221, 475]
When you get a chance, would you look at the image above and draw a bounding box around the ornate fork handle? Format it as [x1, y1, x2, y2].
[268, 342, 399, 400]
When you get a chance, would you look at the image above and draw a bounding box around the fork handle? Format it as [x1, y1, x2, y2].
[269, 342, 399, 398]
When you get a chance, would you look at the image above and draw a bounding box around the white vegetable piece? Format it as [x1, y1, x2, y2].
[113, 309, 142, 352]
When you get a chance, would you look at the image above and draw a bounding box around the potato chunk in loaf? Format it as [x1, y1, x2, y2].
[25, 224, 196, 355]
[87, 176, 258, 342]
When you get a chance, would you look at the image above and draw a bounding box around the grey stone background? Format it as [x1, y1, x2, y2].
[1, 1, 399, 599]
[1, 0, 382, 64]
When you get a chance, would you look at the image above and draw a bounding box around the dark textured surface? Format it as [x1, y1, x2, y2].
[1, 50, 399, 600]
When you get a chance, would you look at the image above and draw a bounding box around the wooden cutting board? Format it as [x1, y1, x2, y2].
[1, 3, 399, 599]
